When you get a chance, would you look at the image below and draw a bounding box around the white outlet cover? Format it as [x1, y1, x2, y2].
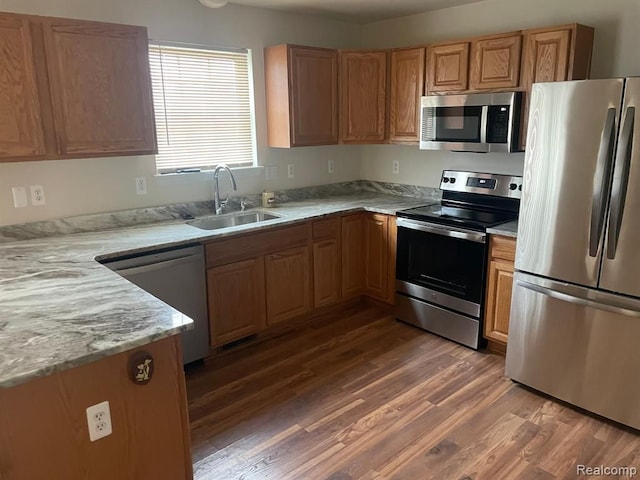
[328, 159, 335, 174]
[11, 187, 28, 208]
[86, 401, 113, 442]
[392, 161, 400, 175]
[287, 164, 295, 179]
[30, 185, 46, 206]
[135, 177, 148, 195]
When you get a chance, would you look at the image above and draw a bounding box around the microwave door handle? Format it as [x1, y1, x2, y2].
[589, 107, 617, 257]
[480, 106, 488, 144]
[606, 106, 635, 259]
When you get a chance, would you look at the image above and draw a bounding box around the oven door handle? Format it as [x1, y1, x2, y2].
[397, 218, 486, 243]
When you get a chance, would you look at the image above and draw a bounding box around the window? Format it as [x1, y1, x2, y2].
[149, 43, 255, 173]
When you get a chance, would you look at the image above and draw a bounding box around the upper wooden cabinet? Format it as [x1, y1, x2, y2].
[0, 14, 47, 159]
[0, 12, 156, 162]
[426, 42, 469, 94]
[389, 47, 425, 144]
[519, 24, 594, 147]
[339, 50, 388, 144]
[265, 44, 338, 147]
[469, 32, 522, 91]
[42, 18, 156, 156]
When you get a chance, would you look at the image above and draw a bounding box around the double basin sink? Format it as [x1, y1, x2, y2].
[187, 211, 281, 231]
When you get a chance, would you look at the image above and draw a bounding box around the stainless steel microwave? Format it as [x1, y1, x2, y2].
[420, 92, 522, 153]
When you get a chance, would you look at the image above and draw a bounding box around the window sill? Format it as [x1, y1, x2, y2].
[155, 166, 264, 186]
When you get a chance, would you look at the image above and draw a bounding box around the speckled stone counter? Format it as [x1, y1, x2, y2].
[0, 192, 433, 389]
[487, 220, 518, 238]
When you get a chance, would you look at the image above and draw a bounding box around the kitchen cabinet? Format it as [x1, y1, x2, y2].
[469, 32, 522, 91]
[484, 235, 516, 353]
[0, 12, 156, 162]
[364, 213, 389, 300]
[43, 17, 156, 156]
[265, 246, 312, 325]
[0, 14, 47, 159]
[519, 24, 594, 147]
[0, 335, 192, 479]
[207, 258, 266, 346]
[265, 44, 338, 147]
[205, 223, 311, 346]
[339, 50, 388, 143]
[341, 212, 395, 304]
[341, 213, 366, 298]
[426, 42, 469, 94]
[312, 217, 342, 309]
[389, 47, 425, 144]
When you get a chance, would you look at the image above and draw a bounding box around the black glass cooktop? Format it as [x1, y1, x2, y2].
[397, 203, 517, 231]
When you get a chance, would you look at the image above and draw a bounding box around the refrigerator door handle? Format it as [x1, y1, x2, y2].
[606, 106, 635, 259]
[516, 278, 640, 318]
[589, 108, 618, 257]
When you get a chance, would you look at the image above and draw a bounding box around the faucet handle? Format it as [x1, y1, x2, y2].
[240, 199, 247, 211]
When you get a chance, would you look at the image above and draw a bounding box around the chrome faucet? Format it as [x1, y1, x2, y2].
[213, 164, 238, 215]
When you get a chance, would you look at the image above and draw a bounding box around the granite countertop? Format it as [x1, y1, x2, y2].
[486, 220, 518, 238]
[0, 192, 433, 389]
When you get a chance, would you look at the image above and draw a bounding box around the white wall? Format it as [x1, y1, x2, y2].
[0, 0, 361, 225]
[360, 0, 640, 188]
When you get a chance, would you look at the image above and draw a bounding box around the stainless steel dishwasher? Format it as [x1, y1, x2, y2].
[103, 244, 210, 364]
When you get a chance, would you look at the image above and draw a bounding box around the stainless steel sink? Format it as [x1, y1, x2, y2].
[187, 211, 281, 230]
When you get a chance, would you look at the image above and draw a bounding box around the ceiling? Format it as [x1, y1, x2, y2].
[226, 0, 489, 23]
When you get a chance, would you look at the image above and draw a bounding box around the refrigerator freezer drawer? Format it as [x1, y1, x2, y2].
[506, 272, 640, 430]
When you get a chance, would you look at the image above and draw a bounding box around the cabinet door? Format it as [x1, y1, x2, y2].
[389, 47, 425, 144]
[265, 246, 312, 325]
[469, 33, 522, 90]
[0, 14, 47, 159]
[313, 239, 341, 308]
[289, 46, 338, 146]
[426, 42, 469, 94]
[339, 50, 387, 143]
[42, 18, 156, 156]
[484, 259, 514, 345]
[364, 213, 389, 300]
[207, 258, 266, 346]
[341, 213, 365, 298]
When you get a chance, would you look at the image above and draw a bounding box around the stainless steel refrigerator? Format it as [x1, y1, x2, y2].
[506, 78, 640, 430]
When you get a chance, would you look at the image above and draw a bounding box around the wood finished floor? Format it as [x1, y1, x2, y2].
[186, 303, 640, 480]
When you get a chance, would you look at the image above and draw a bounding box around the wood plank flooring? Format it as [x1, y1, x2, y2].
[186, 303, 640, 479]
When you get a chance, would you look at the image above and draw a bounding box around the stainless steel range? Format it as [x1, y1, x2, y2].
[395, 170, 522, 349]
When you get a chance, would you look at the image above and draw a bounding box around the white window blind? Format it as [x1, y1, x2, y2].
[149, 43, 255, 173]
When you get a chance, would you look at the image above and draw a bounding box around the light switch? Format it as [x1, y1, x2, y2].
[12, 187, 28, 208]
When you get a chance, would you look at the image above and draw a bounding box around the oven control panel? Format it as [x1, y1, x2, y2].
[440, 170, 523, 198]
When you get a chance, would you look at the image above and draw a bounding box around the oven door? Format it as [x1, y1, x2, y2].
[396, 218, 487, 318]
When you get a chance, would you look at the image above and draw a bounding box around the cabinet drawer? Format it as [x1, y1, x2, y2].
[206, 222, 310, 268]
[490, 235, 516, 262]
[312, 216, 341, 241]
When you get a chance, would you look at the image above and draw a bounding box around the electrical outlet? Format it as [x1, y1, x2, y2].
[30, 185, 46, 206]
[86, 401, 113, 442]
[265, 166, 278, 181]
[12, 187, 28, 208]
[287, 164, 295, 179]
[328, 159, 335, 174]
[392, 160, 400, 175]
[135, 177, 147, 195]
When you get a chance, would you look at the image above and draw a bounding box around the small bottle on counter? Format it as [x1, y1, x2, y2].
[262, 191, 275, 208]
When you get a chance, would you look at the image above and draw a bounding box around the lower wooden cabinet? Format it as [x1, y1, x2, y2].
[342, 212, 395, 303]
[207, 257, 266, 346]
[205, 213, 397, 347]
[265, 246, 312, 325]
[312, 216, 342, 308]
[484, 235, 516, 350]
[364, 213, 389, 300]
[341, 213, 366, 298]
